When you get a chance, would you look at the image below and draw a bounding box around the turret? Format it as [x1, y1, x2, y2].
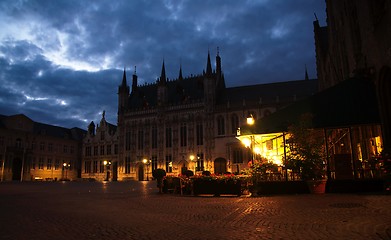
[118, 68, 130, 113]
[132, 66, 138, 92]
[157, 60, 168, 105]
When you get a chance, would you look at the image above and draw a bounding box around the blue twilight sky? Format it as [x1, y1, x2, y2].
[0, 0, 326, 129]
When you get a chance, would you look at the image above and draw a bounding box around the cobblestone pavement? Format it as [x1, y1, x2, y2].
[0, 181, 390, 240]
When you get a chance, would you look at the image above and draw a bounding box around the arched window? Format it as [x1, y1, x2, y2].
[217, 115, 225, 136]
[231, 114, 239, 135]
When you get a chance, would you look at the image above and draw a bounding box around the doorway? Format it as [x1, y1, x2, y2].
[214, 158, 227, 175]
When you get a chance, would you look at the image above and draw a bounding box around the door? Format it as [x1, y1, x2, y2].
[138, 165, 144, 181]
[214, 158, 227, 175]
[12, 158, 22, 181]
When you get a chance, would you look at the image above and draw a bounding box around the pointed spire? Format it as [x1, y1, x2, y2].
[132, 65, 138, 91]
[160, 60, 167, 85]
[206, 50, 212, 77]
[178, 63, 183, 80]
[305, 64, 309, 80]
[121, 67, 127, 86]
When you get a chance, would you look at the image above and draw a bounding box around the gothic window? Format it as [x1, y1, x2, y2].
[93, 161, 98, 173]
[48, 143, 53, 152]
[84, 161, 91, 173]
[231, 114, 239, 135]
[125, 130, 131, 150]
[217, 115, 225, 135]
[106, 145, 112, 155]
[101, 131, 105, 141]
[151, 155, 158, 171]
[152, 126, 158, 149]
[165, 155, 172, 173]
[138, 130, 144, 150]
[54, 159, 60, 170]
[166, 127, 172, 148]
[16, 138, 22, 148]
[114, 144, 118, 154]
[100, 145, 105, 155]
[180, 124, 187, 147]
[38, 157, 44, 169]
[94, 146, 98, 156]
[196, 123, 203, 146]
[233, 148, 243, 164]
[196, 153, 204, 171]
[125, 157, 131, 174]
[47, 158, 52, 170]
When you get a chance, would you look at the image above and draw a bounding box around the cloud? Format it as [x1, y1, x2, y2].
[0, 0, 326, 129]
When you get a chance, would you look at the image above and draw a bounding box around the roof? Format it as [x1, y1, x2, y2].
[225, 79, 318, 107]
[128, 76, 318, 109]
[0, 113, 86, 140]
[242, 77, 381, 134]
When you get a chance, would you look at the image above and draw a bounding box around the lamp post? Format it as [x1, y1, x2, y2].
[63, 162, 70, 180]
[247, 114, 255, 164]
[103, 160, 111, 181]
[189, 155, 196, 174]
[143, 158, 151, 181]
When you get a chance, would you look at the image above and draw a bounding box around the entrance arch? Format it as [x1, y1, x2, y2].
[138, 165, 144, 181]
[12, 158, 22, 181]
[214, 158, 227, 175]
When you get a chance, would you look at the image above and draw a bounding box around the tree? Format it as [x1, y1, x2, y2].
[287, 113, 326, 181]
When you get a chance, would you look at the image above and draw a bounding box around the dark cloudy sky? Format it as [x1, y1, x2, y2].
[0, 0, 326, 130]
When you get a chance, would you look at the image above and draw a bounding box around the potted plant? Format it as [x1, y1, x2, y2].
[152, 168, 166, 193]
[287, 113, 327, 193]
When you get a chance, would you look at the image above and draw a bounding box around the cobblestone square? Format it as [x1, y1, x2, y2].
[0, 181, 390, 240]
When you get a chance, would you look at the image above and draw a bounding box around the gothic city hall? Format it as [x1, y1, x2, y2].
[82, 50, 317, 181]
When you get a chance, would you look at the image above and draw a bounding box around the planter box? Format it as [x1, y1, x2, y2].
[192, 179, 241, 196]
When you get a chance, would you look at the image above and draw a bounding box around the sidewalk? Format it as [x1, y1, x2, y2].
[0, 181, 390, 239]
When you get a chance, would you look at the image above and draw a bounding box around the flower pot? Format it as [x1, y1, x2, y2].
[306, 179, 327, 194]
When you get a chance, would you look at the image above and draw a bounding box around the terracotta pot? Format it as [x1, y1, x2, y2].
[306, 179, 327, 194]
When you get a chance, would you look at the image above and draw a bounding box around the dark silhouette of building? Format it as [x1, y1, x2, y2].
[314, 0, 391, 155]
[0, 114, 85, 181]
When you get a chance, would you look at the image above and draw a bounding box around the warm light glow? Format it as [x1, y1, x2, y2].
[247, 114, 254, 125]
[254, 146, 261, 155]
[242, 137, 251, 148]
[142, 158, 147, 164]
[103, 160, 108, 166]
[63, 163, 67, 167]
[189, 155, 195, 161]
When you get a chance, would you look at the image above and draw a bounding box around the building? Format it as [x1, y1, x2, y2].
[0, 114, 85, 181]
[99, 50, 318, 181]
[82, 111, 119, 181]
[314, 0, 391, 154]
[236, 0, 390, 182]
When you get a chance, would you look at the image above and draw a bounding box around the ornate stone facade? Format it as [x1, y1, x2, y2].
[112, 50, 317, 181]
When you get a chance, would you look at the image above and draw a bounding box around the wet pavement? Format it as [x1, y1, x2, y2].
[0, 181, 390, 240]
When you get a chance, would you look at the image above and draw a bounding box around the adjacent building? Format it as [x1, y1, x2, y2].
[0, 114, 85, 181]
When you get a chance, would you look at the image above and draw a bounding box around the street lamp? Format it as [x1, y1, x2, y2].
[247, 114, 255, 164]
[103, 160, 111, 181]
[62, 162, 70, 180]
[143, 158, 151, 181]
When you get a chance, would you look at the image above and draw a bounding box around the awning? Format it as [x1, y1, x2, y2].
[241, 77, 381, 134]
